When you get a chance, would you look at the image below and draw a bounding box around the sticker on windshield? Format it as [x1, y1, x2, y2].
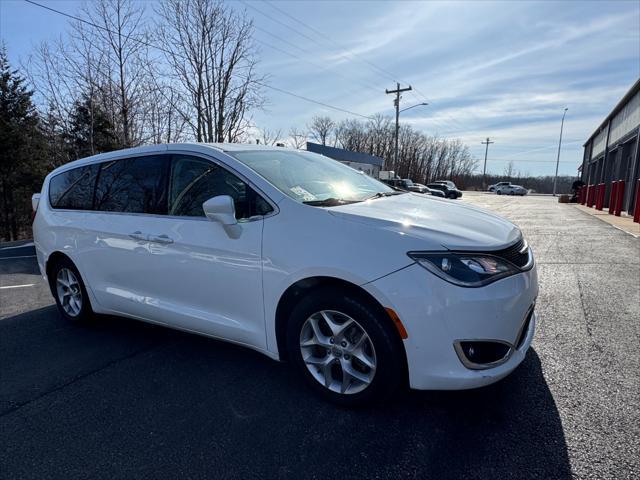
[290, 186, 316, 201]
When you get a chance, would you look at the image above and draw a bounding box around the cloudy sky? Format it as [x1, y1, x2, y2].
[2, 0, 639, 176]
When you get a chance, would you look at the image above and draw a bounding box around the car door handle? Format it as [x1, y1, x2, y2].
[148, 234, 174, 245]
[129, 231, 147, 241]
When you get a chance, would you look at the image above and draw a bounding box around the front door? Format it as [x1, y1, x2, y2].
[139, 154, 273, 349]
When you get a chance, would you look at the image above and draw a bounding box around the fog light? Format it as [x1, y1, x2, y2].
[455, 340, 512, 370]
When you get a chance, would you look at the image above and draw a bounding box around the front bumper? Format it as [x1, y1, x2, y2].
[364, 262, 538, 390]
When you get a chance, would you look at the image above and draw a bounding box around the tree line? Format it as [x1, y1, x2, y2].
[260, 114, 479, 184]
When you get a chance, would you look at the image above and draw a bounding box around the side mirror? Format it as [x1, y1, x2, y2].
[202, 195, 237, 225]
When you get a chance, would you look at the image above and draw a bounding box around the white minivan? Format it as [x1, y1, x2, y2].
[33, 143, 537, 405]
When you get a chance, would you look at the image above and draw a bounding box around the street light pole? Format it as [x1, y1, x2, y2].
[553, 108, 568, 196]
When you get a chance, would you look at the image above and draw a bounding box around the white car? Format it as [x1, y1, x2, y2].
[32, 144, 537, 405]
[489, 181, 511, 192]
[496, 184, 528, 196]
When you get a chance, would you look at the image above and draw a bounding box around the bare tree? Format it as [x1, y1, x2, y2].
[288, 127, 307, 149]
[157, 0, 265, 143]
[256, 127, 283, 146]
[503, 160, 517, 179]
[28, 0, 152, 157]
[329, 115, 477, 182]
[82, 0, 149, 147]
[308, 115, 335, 146]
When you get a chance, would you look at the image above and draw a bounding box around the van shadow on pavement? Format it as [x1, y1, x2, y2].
[0, 310, 570, 479]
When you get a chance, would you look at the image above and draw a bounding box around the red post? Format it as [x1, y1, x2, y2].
[588, 184, 596, 207]
[633, 179, 640, 223]
[580, 185, 586, 204]
[615, 180, 625, 216]
[595, 183, 605, 210]
[608, 181, 618, 214]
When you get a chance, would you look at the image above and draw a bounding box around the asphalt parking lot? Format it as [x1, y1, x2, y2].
[1, 192, 638, 479]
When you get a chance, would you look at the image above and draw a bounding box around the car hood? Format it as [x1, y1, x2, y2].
[328, 193, 521, 251]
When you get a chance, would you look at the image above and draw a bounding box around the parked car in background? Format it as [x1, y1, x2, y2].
[378, 178, 445, 197]
[414, 183, 446, 198]
[433, 180, 460, 191]
[33, 144, 536, 406]
[489, 181, 511, 192]
[378, 170, 396, 181]
[496, 184, 528, 196]
[427, 182, 463, 199]
[381, 178, 415, 190]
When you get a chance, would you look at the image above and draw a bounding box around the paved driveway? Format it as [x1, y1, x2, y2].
[0, 193, 638, 479]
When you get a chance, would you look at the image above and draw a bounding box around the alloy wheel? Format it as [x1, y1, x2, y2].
[56, 268, 83, 317]
[299, 310, 377, 395]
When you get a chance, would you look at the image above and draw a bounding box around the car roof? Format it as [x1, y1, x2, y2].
[45, 143, 304, 177]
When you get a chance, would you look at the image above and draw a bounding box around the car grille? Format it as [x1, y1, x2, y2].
[490, 238, 530, 268]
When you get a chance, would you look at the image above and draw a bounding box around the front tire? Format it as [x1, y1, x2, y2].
[286, 286, 405, 406]
[497, 190, 502, 195]
[49, 257, 93, 324]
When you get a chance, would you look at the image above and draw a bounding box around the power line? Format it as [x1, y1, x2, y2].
[262, 0, 405, 85]
[251, 25, 382, 95]
[482, 159, 576, 164]
[244, 0, 467, 133]
[23, 0, 374, 120]
[489, 140, 582, 161]
[254, 82, 372, 119]
[258, 1, 466, 132]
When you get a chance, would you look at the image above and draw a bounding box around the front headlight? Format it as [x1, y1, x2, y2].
[407, 251, 520, 287]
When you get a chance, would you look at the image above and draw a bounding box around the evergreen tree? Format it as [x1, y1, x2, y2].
[0, 46, 47, 241]
[67, 93, 119, 159]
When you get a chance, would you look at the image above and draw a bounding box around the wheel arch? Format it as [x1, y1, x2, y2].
[274, 276, 408, 373]
[45, 251, 74, 290]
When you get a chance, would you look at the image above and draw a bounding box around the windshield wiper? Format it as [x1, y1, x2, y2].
[364, 191, 405, 200]
[303, 198, 360, 207]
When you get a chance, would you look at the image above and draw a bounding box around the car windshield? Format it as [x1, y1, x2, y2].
[229, 149, 395, 204]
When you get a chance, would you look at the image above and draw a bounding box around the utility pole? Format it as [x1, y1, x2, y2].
[385, 83, 412, 170]
[553, 108, 568, 196]
[481, 137, 494, 189]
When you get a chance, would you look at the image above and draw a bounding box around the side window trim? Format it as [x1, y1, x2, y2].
[166, 152, 277, 220]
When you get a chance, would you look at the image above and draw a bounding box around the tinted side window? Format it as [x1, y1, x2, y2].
[94, 156, 169, 214]
[169, 155, 272, 219]
[49, 164, 99, 210]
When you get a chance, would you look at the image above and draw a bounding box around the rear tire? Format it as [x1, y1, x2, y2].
[49, 257, 93, 324]
[286, 286, 405, 406]
[497, 190, 502, 195]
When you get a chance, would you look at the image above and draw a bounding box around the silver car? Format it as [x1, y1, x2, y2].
[496, 184, 528, 196]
